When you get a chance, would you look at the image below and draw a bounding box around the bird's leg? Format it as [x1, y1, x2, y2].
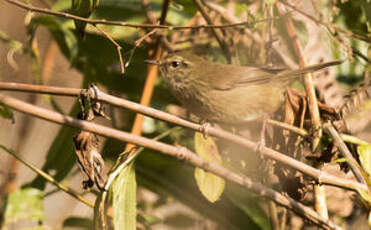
[255, 117, 268, 153]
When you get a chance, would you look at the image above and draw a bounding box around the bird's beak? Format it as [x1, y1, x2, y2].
[145, 59, 161, 65]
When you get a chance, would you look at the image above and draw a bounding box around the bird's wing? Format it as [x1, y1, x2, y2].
[210, 60, 343, 90]
[208, 64, 284, 90]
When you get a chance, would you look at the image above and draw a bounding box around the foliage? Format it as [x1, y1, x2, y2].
[2, 188, 44, 227]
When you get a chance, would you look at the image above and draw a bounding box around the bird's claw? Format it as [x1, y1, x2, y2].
[255, 139, 266, 153]
[199, 121, 211, 138]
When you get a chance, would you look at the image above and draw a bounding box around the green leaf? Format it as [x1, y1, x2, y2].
[0, 104, 14, 120]
[3, 188, 44, 225]
[111, 162, 137, 230]
[194, 133, 225, 203]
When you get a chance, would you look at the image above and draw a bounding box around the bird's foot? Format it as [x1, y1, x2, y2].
[255, 139, 266, 153]
[199, 120, 211, 138]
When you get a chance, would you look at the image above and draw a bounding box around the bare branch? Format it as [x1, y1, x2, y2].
[5, 0, 264, 31]
[94, 25, 125, 74]
[0, 93, 343, 229]
[0, 82, 367, 192]
[323, 122, 366, 184]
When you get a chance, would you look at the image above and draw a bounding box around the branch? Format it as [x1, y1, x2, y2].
[94, 25, 125, 74]
[323, 122, 366, 184]
[203, 1, 298, 69]
[276, 3, 322, 151]
[0, 93, 342, 229]
[4, 0, 264, 30]
[0, 82, 367, 192]
[192, 0, 232, 62]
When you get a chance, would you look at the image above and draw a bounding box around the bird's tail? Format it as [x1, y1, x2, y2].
[275, 60, 344, 80]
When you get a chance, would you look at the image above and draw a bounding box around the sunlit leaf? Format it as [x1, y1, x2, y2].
[111, 162, 137, 230]
[358, 144, 371, 176]
[194, 133, 225, 203]
[3, 188, 44, 225]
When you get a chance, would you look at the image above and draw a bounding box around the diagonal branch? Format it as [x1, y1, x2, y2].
[323, 122, 366, 184]
[0, 93, 343, 230]
[0, 82, 367, 192]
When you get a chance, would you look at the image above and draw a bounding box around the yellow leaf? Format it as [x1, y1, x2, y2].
[194, 133, 225, 202]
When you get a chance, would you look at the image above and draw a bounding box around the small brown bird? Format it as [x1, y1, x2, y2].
[147, 52, 342, 124]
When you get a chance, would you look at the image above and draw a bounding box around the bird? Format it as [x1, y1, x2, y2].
[147, 51, 342, 125]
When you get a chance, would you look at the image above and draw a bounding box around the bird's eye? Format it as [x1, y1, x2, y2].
[171, 61, 180, 68]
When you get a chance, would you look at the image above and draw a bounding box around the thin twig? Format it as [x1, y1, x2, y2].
[0, 144, 94, 208]
[94, 25, 125, 74]
[203, 1, 298, 69]
[5, 0, 267, 30]
[267, 119, 309, 136]
[193, 0, 232, 62]
[126, 29, 159, 67]
[0, 93, 343, 229]
[0, 82, 367, 192]
[323, 122, 366, 184]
